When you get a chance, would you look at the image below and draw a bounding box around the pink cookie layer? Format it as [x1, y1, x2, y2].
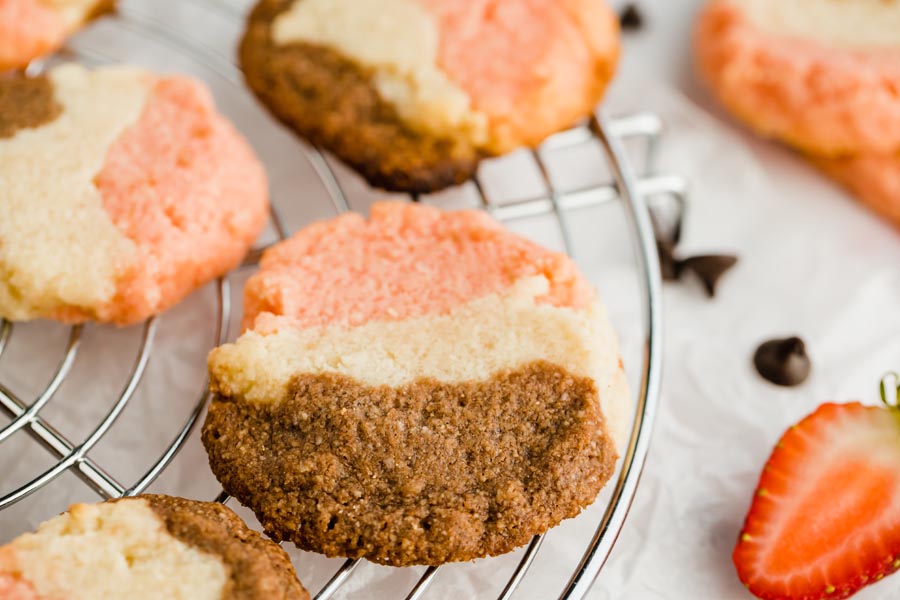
[244, 202, 594, 333]
[695, 1, 900, 156]
[0, 575, 40, 600]
[420, 0, 617, 150]
[55, 75, 268, 325]
[815, 153, 900, 230]
[97, 76, 267, 324]
[0, 0, 67, 71]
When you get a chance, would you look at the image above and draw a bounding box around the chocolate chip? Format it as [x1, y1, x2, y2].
[680, 254, 738, 297]
[671, 212, 683, 246]
[753, 337, 811, 387]
[619, 4, 644, 30]
[657, 240, 682, 281]
[650, 203, 737, 297]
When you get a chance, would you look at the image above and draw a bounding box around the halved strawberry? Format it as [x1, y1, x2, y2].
[733, 401, 900, 599]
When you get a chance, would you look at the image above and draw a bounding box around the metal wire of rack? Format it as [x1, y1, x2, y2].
[0, 2, 688, 598]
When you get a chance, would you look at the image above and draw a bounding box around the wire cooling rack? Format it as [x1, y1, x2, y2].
[0, 1, 688, 598]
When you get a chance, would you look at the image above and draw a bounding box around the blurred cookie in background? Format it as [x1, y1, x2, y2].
[0, 63, 269, 326]
[0, 0, 114, 71]
[240, 0, 621, 193]
[695, 0, 900, 228]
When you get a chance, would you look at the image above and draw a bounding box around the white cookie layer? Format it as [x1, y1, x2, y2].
[731, 0, 900, 49]
[10, 499, 227, 600]
[210, 276, 631, 449]
[0, 64, 150, 321]
[272, 0, 488, 144]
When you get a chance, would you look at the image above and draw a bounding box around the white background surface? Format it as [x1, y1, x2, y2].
[606, 2, 900, 598]
[1, 1, 899, 598]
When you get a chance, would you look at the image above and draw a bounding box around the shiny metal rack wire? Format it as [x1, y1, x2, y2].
[0, 2, 687, 598]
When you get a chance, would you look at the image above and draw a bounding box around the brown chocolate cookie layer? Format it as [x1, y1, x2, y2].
[239, 0, 482, 194]
[87, 0, 117, 21]
[0, 75, 61, 139]
[139, 495, 310, 600]
[202, 361, 618, 566]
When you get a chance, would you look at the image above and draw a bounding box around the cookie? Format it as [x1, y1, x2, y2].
[240, 0, 620, 193]
[813, 153, 900, 229]
[0, 494, 309, 600]
[0, 63, 269, 326]
[0, 0, 113, 71]
[202, 201, 630, 566]
[695, 0, 900, 157]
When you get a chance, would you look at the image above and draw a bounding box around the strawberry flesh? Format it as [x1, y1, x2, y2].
[733, 402, 900, 599]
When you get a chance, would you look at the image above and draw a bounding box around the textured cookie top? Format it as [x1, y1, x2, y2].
[726, 0, 900, 49]
[204, 203, 630, 565]
[243, 201, 594, 332]
[0, 63, 268, 326]
[0, 73, 61, 137]
[267, 0, 619, 153]
[0, 0, 111, 70]
[273, 0, 488, 145]
[209, 202, 630, 448]
[240, 0, 617, 193]
[204, 202, 630, 565]
[204, 360, 619, 566]
[0, 64, 150, 319]
[696, 0, 900, 157]
[0, 495, 309, 600]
